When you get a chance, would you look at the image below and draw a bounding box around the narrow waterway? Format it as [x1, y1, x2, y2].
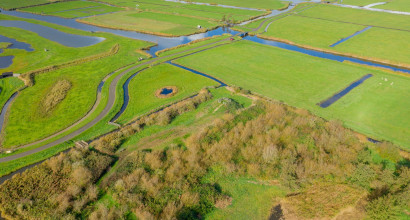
[330, 26, 372, 47]
[0, 92, 17, 132]
[110, 67, 148, 122]
[318, 74, 373, 108]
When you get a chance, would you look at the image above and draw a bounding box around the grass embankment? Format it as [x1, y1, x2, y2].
[174, 40, 410, 149]
[118, 87, 252, 151]
[79, 10, 221, 36]
[0, 77, 24, 109]
[0, 16, 154, 148]
[20, 0, 123, 18]
[116, 63, 219, 124]
[259, 5, 410, 67]
[0, 0, 58, 10]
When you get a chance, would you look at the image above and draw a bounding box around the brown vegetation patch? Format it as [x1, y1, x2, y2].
[280, 184, 364, 219]
[39, 79, 72, 116]
[155, 86, 178, 98]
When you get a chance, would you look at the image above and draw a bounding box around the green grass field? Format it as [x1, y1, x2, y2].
[260, 14, 410, 66]
[262, 15, 365, 48]
[116, 63, 218, 124]
[91, 0, 265, 19]
[206, 177, 286, 220]
[337, 0, 383, 6]
[0, 77, 24, 110]
[374, 0, 410, 12]
[297, 4, 410, 31]
[332, 27, 410, 66]
[21, 0, 123, 18]
[0, 13, 141, 74]
[339, 0, 410, 12]
[174, 40, 410, 149]
[0, 15, 153, 148]
[180, 0, 287, 10]
[135, 0, 265, 22]
[80, 11, 221, 36]
[0, 0, 58, 10]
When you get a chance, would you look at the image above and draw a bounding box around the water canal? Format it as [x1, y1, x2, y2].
[1, 9, 408, 73]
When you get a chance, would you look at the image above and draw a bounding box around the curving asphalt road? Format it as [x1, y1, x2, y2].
[0, 36, 236, 163]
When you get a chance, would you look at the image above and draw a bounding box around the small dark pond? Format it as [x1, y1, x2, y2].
[0, 20, 104, 47]
[0, 55, 14, 69]
[160, 88, 173, 95]
[0, 34, 34, 69]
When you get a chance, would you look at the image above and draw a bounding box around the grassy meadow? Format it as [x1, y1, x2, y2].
[332, 27, 410, 66]
[0, 77, 24, 109]
[174, 40, 410, 149]
[258, 5, 410, 66]
[297, 4, 410, 30]
[0, 16, 153, 148]
[0, 0, 58, 10]
[179, 0, 288, 10]
[116, 63, 218, 124]
[21, 0, 123, 18]
[337, 0, 384, 6]
[374, 0, 410, 12]
[262, 15, 365, 48]
[80, 11, 221, 36]
[340, 0, 410, 12]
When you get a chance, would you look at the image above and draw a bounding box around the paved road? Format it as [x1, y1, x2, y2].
[0, 36, 235, 163]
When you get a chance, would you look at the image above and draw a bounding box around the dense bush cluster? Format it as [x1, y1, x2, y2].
[0, 96, 408, 219]
[97, 100, 409, 219]
[0, 149, 113, 219]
